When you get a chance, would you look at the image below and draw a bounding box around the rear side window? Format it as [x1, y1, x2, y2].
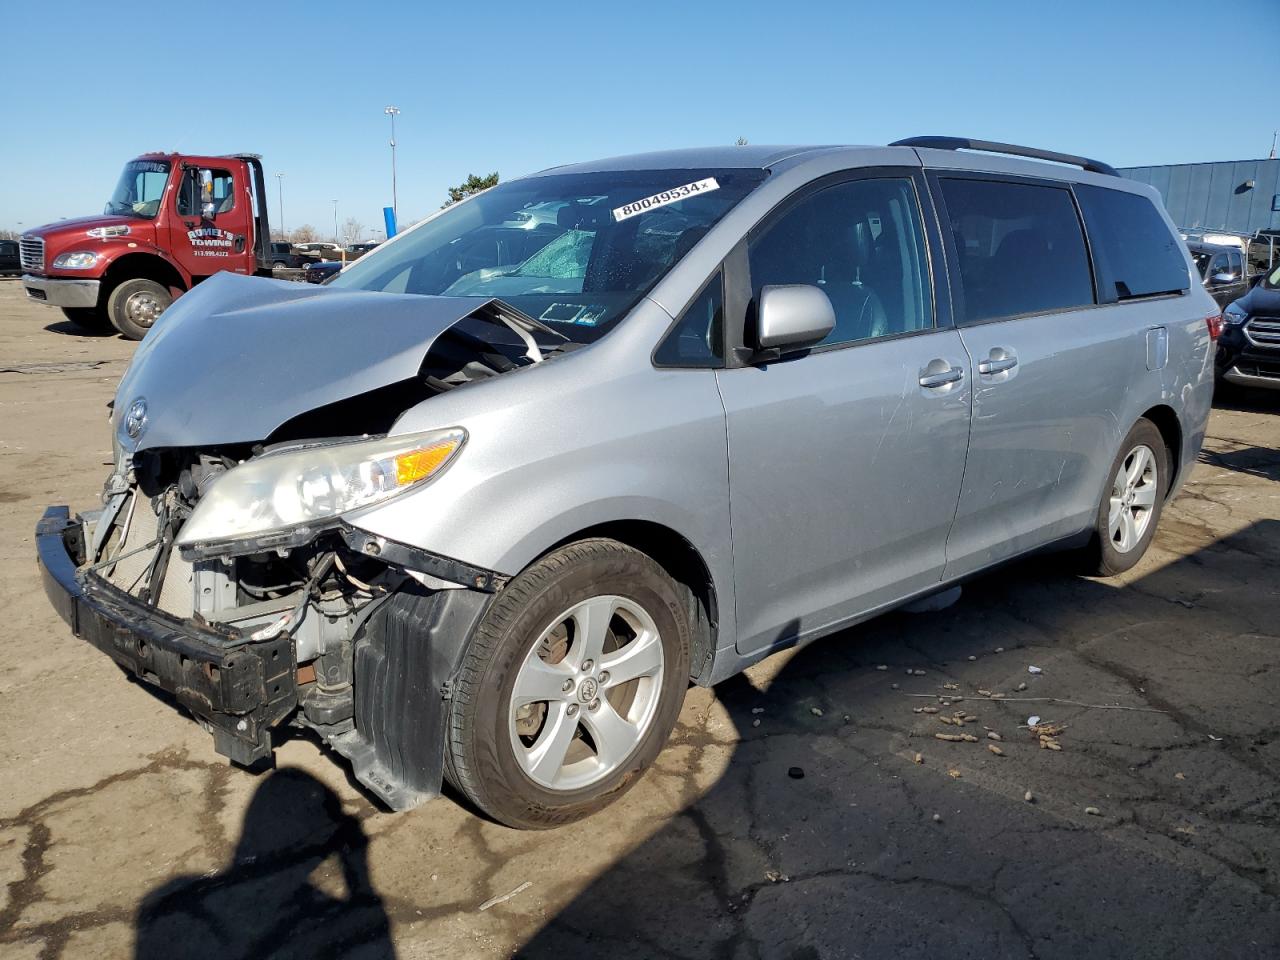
[940, 178, 1094, 323]
[1074, 185, 1190, 300]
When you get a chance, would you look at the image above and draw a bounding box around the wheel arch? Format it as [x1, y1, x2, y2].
[1138, 403, 1183, 497]
[100, 252, 189, 302]
[543, 520, 720, 685]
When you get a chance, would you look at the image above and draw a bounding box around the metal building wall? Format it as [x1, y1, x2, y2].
[1120, 159, 1280, 235]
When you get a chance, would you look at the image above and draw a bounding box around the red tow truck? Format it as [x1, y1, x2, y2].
[20, 152, 275, 339]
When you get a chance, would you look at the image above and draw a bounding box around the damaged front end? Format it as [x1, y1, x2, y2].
[36, 274, 562, 810]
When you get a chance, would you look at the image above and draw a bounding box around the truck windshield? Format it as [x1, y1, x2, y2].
[329, 168, 767, 341]
[1190, 251, 1210, 277]
[104, 159, 172, 219]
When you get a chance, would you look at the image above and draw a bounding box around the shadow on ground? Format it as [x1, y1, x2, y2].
[517, 523, 1280, 959]
[134, 768, 394, 960]
[40, 320, 117, 338]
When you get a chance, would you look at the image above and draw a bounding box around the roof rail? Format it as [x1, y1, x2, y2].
[890, 136, 1118, 178]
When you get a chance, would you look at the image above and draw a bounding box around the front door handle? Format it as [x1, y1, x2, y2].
[918, 364, 964, 388]
[977, 348, 1018, 375]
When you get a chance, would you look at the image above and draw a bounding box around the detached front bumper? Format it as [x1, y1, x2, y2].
[36, 506, 297, 765]
[23, 274, 101, 309]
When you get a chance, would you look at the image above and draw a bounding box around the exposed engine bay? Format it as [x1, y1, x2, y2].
[64, 283, 573, 807]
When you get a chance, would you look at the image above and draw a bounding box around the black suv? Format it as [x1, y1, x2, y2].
[1218, 261, 1280, 390]
[269, 242, 304, 269]
[0, 239, 20, 277]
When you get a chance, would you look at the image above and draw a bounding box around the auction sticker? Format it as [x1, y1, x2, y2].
[612, 178, 719, 222]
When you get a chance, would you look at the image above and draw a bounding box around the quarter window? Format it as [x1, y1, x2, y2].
[1074, 185, 1190, 300]
[653, 272, 724, 367]
[748, 177, 933, 346]
[940, 178, 1094, 323]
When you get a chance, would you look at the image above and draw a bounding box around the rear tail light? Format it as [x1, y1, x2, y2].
[1205, 314, 1224, 341]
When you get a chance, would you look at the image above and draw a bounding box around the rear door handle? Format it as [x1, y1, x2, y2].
[918, 365, 964, 388]
[977, 357, 1017, 374]
[977, 348, 1018, 375]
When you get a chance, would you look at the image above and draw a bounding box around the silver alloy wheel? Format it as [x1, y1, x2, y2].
[509, 595, 665, 791]
[1108, 443, 1158, 553]
[124, 290, 164, 328]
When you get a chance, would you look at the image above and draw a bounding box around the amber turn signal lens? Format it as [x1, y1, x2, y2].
[394, 441, 458, 487]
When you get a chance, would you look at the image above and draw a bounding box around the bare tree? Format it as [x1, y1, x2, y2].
[735, 137, 749, 146]
[341, 217, 365, 244]
[290, 224, 319, 243]
[0, 228, 21, 240]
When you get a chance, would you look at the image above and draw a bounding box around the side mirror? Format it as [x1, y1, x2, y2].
[199, 170, 216, 221]
[754, 284, 835, 356]
[1211, 272, 1237, 284]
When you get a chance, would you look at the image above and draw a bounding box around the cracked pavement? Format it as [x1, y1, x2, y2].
[1, 279, 1277, 958]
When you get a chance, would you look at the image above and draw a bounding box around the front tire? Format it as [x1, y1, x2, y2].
[445, 539, 691, 829]
[1086, 418, 1169, 576]
[107, 278, 172, 340]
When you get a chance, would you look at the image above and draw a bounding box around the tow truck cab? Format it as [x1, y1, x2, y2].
[20, 152, 273, 339]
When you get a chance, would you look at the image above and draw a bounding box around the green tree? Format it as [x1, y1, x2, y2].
[443, 172, 499, 208]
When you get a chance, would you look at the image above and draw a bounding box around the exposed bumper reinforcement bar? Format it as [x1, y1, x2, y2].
[36, 506, 297, 765]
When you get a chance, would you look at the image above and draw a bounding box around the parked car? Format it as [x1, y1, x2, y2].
[269, 241, 304, 269]
[293, 241, 342, 258]
[346, 241, 381, 258]
[0, 239, 19, 277]
[1188, 240, 1248, 310]
[303, 259, 342, 283]
[37, 137, 1215, 828]
[1217, 260, 1280, 389]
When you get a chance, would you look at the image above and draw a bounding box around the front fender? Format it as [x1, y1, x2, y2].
[345, 328, 738, 652]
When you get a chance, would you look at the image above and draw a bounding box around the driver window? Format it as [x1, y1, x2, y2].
[177, 168, 235, 217]
[1227, 250, 1243, 278]
[1208, 254, 1229, 280]
[748, 177, 933, 346]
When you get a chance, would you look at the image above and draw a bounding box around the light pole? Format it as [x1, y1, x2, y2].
[274, 173, 285, 240]
[384, 105, 400, 221]
[331, 199, 339, 245]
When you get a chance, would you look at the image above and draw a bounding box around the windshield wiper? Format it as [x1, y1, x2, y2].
[469, 299, 568, 364]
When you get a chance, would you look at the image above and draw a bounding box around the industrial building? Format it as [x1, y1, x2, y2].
[1120, 157, 1280, 271]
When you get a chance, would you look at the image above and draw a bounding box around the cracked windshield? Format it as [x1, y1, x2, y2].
[329, 168, 766, 341]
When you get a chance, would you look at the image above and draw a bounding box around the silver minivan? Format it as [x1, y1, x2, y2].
[38, 137, 1217, 828]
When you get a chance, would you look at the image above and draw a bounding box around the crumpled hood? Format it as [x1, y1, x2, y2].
[114, 272, 484, 452]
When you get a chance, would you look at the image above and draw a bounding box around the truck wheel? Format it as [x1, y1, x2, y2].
[1085, 418, 1169, 576]
[445, 539, 691, 829]
[60, 307, 113, 333]
[107, 278, 172, 340]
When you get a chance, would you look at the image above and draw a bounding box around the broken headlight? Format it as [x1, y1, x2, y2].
[176, 428, 466, 553]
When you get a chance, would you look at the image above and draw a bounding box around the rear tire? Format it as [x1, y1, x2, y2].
[60, 307, 113, 332]
[108, 278, 172, 340]
[1085, 418, 1169, 576]
[445, 538, 691, 829]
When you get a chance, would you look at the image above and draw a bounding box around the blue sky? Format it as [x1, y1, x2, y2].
[5, 0, 1278, 237]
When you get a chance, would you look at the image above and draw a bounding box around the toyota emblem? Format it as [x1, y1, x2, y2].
[124, 398, 148, 440]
